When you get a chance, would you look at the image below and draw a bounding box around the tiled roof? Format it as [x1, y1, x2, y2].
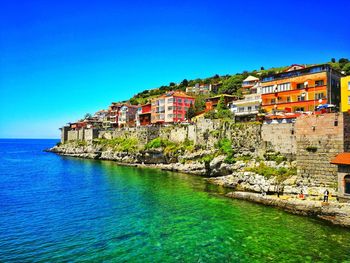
[331, 153, 350, 165]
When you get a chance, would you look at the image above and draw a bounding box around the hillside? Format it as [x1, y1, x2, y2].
[129, 58, 350, 107]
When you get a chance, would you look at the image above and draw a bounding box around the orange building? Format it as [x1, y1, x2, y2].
[261, 64, 342, 113]
[205, 94, 237, 111]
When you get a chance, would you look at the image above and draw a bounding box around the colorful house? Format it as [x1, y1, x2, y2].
[340, 76, 350, 112]
[205, 94, 237, 111]
[229, 76, 261, 121]
[260, 64, 342, 113]
[136, 103, 152, 126]
[118, 104, 138, 127]
[108, 102, 123, 128]
[151, 91, 195, 124]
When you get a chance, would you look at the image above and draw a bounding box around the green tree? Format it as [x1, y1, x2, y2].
[186, 103, 196, 120]
[219, 74, 245, 95]
[216, 96, 233, 119]
[331, 58, 336, 63]
[84, 113, 92, 119]
[342, 62, 350, 75]
[180, 79, 188, 87]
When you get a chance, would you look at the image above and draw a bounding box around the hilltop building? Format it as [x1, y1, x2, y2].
[118, 104, 138, 127]
[186, 83, 220, 94]
[229, 76, 262, 121]
[108, 102, 123, 128]
[260, 64, 342, 113]
[341, 76, 350, 112]
[151, 91, 195, 124]
[205, 94, 237, 111]
[136, 103, 152, 126]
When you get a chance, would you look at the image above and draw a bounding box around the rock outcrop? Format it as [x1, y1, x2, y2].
[226, 192, 350, 228]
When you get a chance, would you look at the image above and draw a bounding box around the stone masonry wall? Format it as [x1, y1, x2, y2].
[295, 113, 346, 187]
[261, 123, 296, 159]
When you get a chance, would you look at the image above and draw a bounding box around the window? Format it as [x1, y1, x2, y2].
[247, 106, 252, 112]
[168, 106, 173, 111]
[297, 95, 305, 101]
[315, 80, 324, 87]
[238, 107, 244, 112]
[315, 93, 324, 100]
[348, 96, 350, 105]
[167, 98, 173, 103]
[178, 99, 182, 103]
[168, 114, 173, 118]
[277, 83, 290, 92]
[287, 96, 291, 102]
[348, 81, 350, 91]
[271, 98, 276, 104]
[177, 114, 182, 118]
[297, 83, 305, 89]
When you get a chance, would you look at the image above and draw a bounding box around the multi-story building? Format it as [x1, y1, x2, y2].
[341, 76, 350, 112]
[118, 104, 138, 127]
[186, 83, 220, 94]
[136, 103, 152, 126]
[151, 91, 195, 124]
[108, 102, 123, 128]
[229, 76, 261, 121]
[205, 94, 237, 111]
[260, 64, 342, 113]
[94, 110, 111, 129]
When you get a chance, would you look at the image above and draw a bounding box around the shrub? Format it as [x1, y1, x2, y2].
[201, 154, 215, 164]
[306, 146, 318, 153]
[264, 152, 287, 164]
[246, 163, 297, 180]
[145, 138, 165, 149]
[216, 138, 236, 164]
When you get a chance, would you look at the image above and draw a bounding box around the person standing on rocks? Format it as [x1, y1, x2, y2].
[324, 189, 329, 202]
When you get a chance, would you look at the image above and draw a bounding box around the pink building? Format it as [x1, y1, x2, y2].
[151, 91, 195, 124]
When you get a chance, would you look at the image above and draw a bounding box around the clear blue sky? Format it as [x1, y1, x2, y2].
[1, 0, 349, 138]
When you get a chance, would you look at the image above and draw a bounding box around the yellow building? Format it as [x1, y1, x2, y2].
[341, 76, 350, 112]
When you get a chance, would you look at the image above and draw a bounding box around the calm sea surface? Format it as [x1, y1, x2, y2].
[1, 139, 350, 262]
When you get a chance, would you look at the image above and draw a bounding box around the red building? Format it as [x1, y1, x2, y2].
[151, 91, 195, 124]
[136, 103, 152, 126]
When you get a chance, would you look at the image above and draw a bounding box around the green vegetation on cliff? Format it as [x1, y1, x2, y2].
[93, 137, 139, 152]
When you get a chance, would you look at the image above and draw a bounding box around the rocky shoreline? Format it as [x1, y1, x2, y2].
[48, 144, 350, 228]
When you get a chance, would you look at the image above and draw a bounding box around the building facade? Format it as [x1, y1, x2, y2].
[341, 76, 350, 112]
[151, 91, 195, 124]
[260, 64, 342, 113]
[229, 76, 261, 120]
[331, 152, 350, 203]
[205, 94, 237, 111]
[118, 104, 138, 127]
[108, 103, 123, 128]
[136, 103, 152, 126]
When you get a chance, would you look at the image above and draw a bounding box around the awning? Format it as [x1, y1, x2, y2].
[331, 153, 350, 165]
[317, 104, 335, 110]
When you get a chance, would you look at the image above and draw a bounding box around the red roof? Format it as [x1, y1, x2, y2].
[331, 153, 350, 165]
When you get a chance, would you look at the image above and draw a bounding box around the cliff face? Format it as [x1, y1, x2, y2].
[51, 114, 350, 227]
[55, 113, 350, 196]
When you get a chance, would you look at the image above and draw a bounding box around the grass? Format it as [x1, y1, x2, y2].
[246, 162, 297, 181]
[93, 137, 139, 152]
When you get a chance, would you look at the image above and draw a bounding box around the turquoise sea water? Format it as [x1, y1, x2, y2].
[1, 139, 350, 262]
